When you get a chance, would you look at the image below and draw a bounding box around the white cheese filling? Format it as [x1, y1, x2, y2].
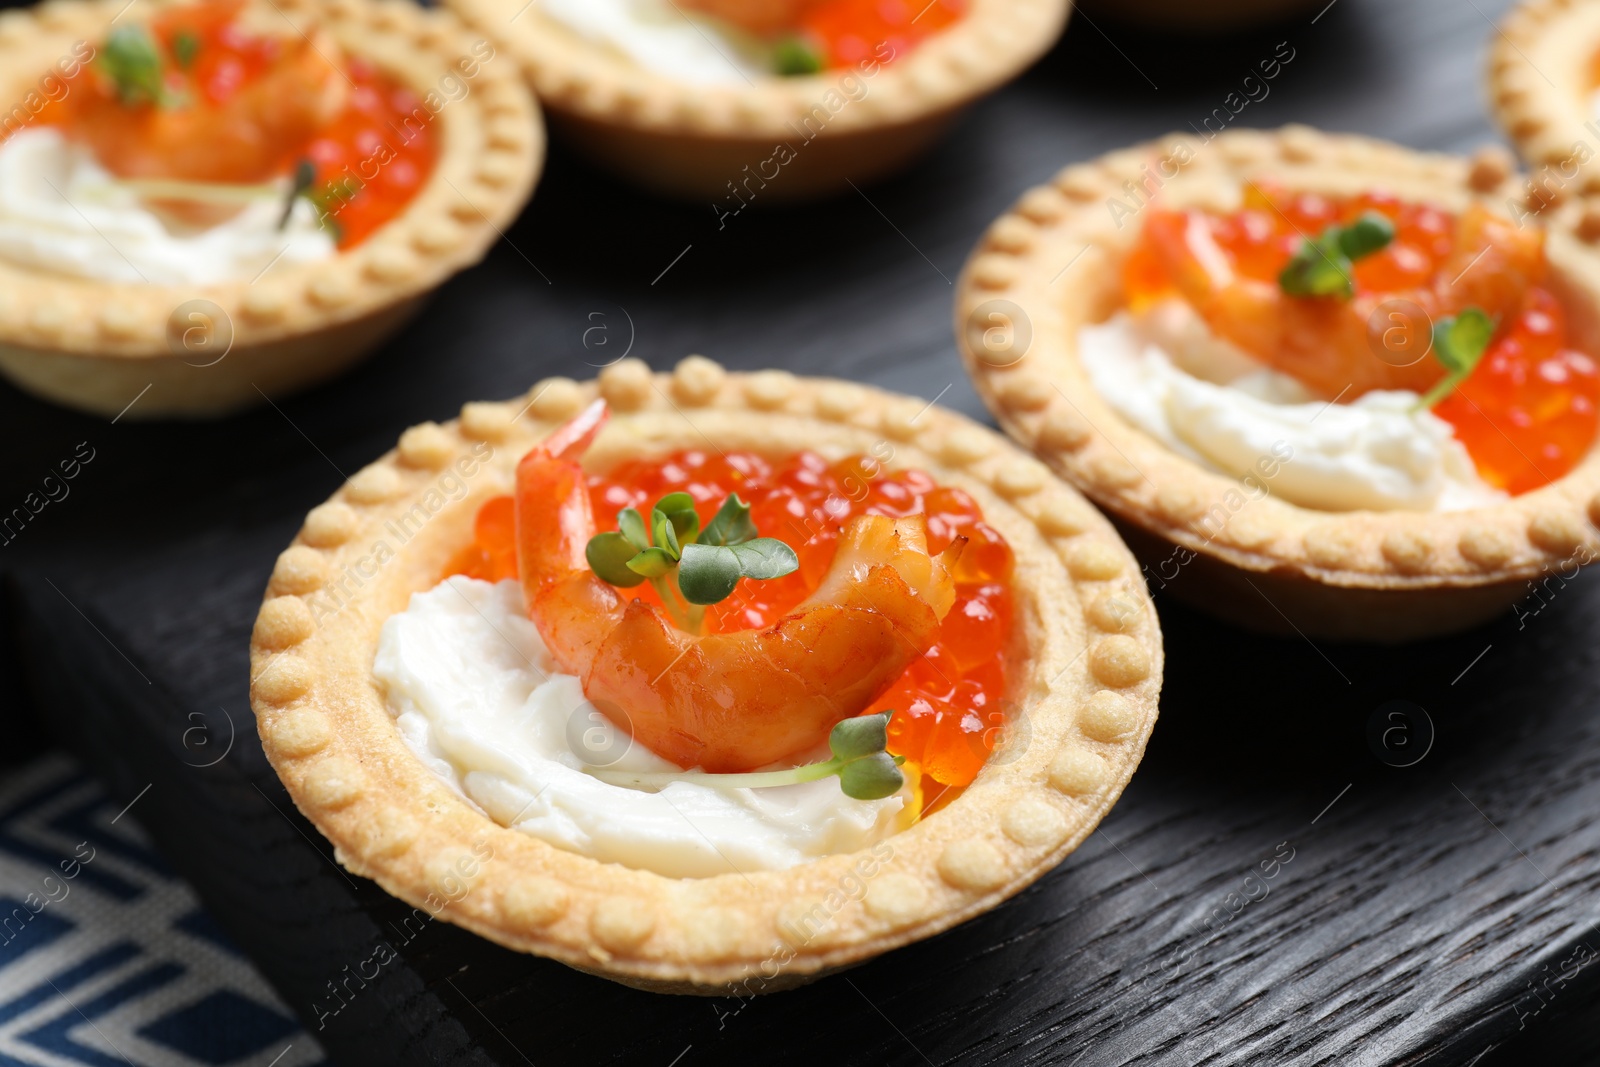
[1078, 303, 1509, 513]
[541, 0, 769, 85]
[374, 576, 906, 879]
[0, 127, 335, 286]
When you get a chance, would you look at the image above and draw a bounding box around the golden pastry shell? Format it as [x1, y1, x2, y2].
[957, 124, 1600, 642]
[248, 357, 1162, 992]
[1491, 0, 1600, 195]
[441, 0, 1070, 199]
[0, 0, 543, 418]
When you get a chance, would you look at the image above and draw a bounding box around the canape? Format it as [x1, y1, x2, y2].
[1490, 0, 1600, 197]
[958, 125, 1600, 642]
[0, 0, 541, 418]
[248, 357, 1161, 991]
[441, 0, 1069, 200]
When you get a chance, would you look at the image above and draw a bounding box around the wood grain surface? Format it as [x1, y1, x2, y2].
[4, 0, 1599, 1063]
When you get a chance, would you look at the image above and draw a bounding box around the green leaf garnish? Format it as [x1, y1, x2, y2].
[773, 35, 823, 76]
[699, 493, 757, 546]
[101, 25, 167, 105]
[1278, 211, 1395, 300]
[586, 532, 647, 587]
[278, 159, 316, 232]
[584, 490, 798, 630]
[1413, 306, 1496, 410]
[582, 711, 907, 801]
[678, 539, 799, 605]
[173, 29, 200, 70]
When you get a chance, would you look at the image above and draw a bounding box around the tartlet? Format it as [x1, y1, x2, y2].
[957, 125, 1600, 642]
[247, 356, 1161, 991]
[441, 0, 1070, 200]
[0, 0, 542, 419]
[1491, 0, 1600, 195]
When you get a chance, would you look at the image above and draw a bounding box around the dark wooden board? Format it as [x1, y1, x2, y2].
[5, 0, 1600, 1063]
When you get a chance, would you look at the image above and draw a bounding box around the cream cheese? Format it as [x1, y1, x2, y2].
[0, 127, 335, 286]
[374, 576, 906, 879]
[1078, 306, 1508, 512]
[540, 0, 768, 85]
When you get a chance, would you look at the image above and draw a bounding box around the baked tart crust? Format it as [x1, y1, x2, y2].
[1491, 0, 1600, 196]
[441, 0, 1069, 199]
[0, 0, 543, 418]
[957, 125, 1600, 642]
[248, 357, 1161, 992]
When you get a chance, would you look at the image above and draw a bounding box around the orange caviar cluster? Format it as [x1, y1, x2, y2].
[451, 449, 1015, 791]
[798, 0, 966, 69]
[41, 0, 434, 249]
[1122, 182, 1599, 492]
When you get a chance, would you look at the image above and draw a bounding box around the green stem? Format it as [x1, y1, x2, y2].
[585, 758, 843, 792]
[1412, 371, 1466, 413]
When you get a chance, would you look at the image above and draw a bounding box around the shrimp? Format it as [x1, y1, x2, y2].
[516, 400, 962, 773]
[680, 0, 818, 35]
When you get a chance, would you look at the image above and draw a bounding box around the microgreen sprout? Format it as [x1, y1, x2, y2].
[1278, 211, 1396, 300]
[1412, 306, 1495, 411]
[585, 492, 799, 634]
[774, 35, 823, 76]
[100, 24, 170, 106]
[278, 159, 317, 231]
[172, 28, 200, 70]
[583, 711, 907, 801]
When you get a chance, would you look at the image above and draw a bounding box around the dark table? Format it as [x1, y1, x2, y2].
[6, 0, 1600, 1063]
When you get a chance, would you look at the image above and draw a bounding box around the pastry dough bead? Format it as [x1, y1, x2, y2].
[398, 423, 456, 469]
[1088, 635, 1151, 688]
[486, 116, 531, 153]
[1002, 797, 1068, 847]
[1078, 689, 1137, 741]
[1085, 591, 1142, 634]
[500, 878, 569, 928]
[1468, 146, 1516, 193]
[1048, 747, 1107, 795]
[308, 273, 355, 310]
[744, 370, 796, 410]
[681, 910, 748, 962]
[1085, 451, 1143, 491]
[862, 873, 929, 928]
[302, 503, 359, 547]
[815, 381, 865, 420]
[412, 218, 463, 255]
[1155, 485, 1205, 524]
[346, 464, 403, 504]
[590, 897, 656, 952]
[363, 809, 418, 858]
[994, 462, 1046, 499]
[1034, 497, 1088, 537]
[30, 302, 69, 338]
[1016, 187, 1066, 225]
[880, 399, 927, 441]
[262, 709, 332, 758]
[995, 373, 1051, 412]
[253, 597, 315, 650]
[970, 254, 1018, 290]
[302, 757, 363, 809]
[1278, 125, 1321, 163]
[937, 839, 1008, 891]
[1223, 511, 1276, 551]
[671, 355, 725, 406]
[241, 288, 288, 324]
[271, 546, 331, 594]
[942, 427, 993, 466]
[1588, 492, 1600, 530]
[476, 154, 521, 189]
[1459, 524, 1516, 569]
[97, 303, 143, 340]
[1062, 539, 1124, 581]
[988, 216, 1035, 255]
[529, 377, 584, 420]
[1037, 407, 1092, 451]
[1054, 168, 1103, 202]
[1303, 525, 1360, 569]
[1380, 530, 1435, 574]
[598, 358, 653, 411]
[252, 656, 313, 706]
[426, 848, 481, 900]
[1528, 510, 1588, 557]
[364, 243, 420, 284]
[460, 402, 515, 442]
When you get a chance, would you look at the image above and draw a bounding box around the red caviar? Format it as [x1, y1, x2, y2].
[1123, 181, 1599, 492]
[449, 449, 1015, 792]
[38, 0, 434, 249]
[799, 0, 966, 69]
